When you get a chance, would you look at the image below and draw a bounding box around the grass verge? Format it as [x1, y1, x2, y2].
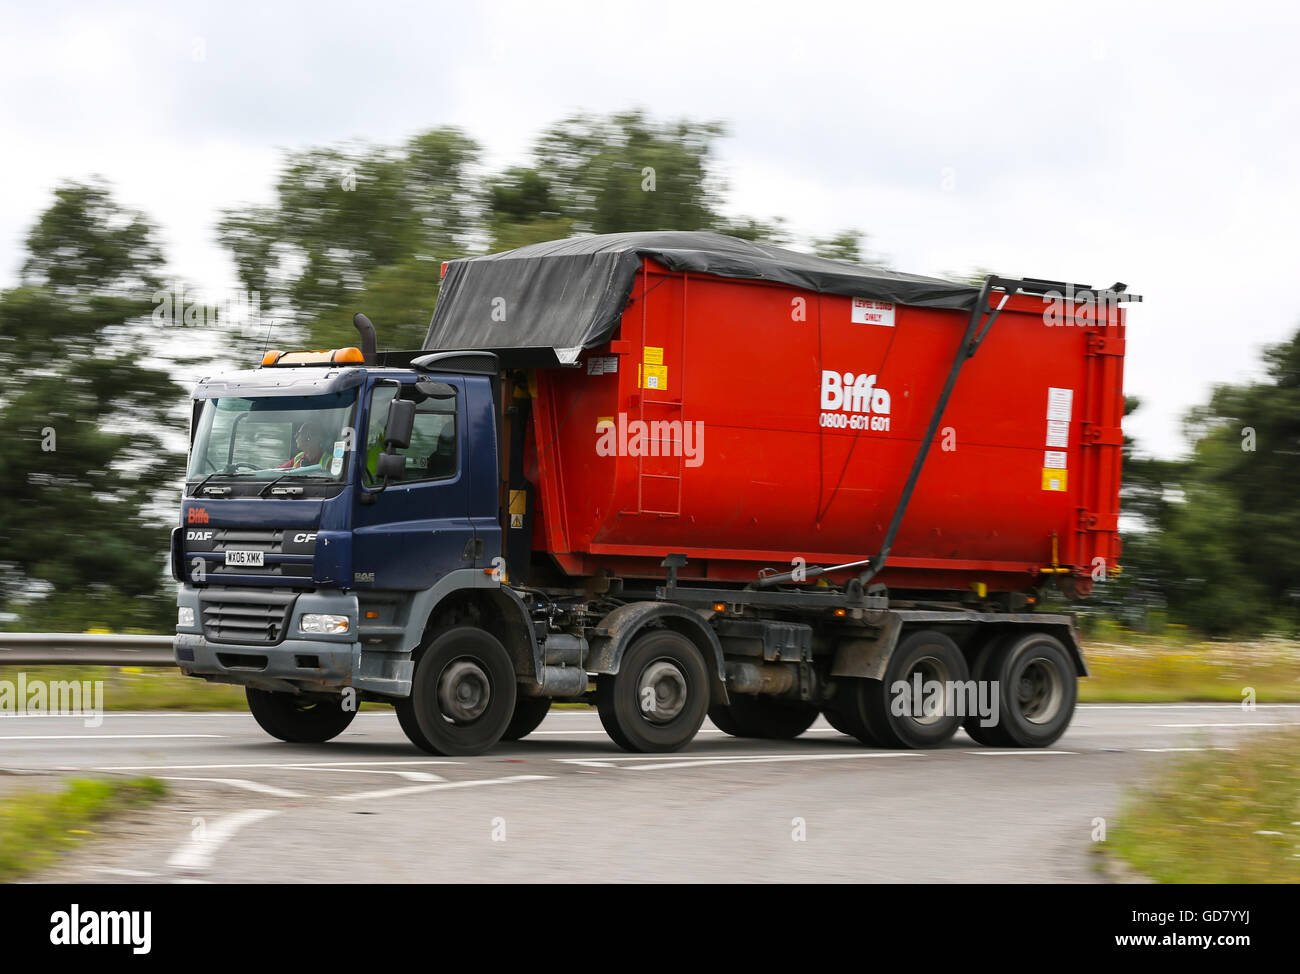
[0, 777, 166, 882]
[1108, 729, 1300, 883]
[1079, 633, 1300, 702]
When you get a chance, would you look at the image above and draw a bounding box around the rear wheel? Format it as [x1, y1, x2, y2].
[853, 630, 970, 749]
[978, 632, 1077, 748]
[502, 696, 552, 741]
[405, 626, 517, 756]
[821, 697, 878, 742]
[245, 688, 357, 743]
[963, 634, 1011, 746]
[709, 695, 819, 739]
[596, 629, 709, 752]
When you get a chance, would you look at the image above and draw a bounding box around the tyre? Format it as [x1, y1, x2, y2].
[502, 696, 552, 741]
[963, 633, 1012, 746]
[820, 696, 878, 743]
[709, 695, 819, 739]
[854, 630, 970, 749]
[405, 626, 517, 756]
[245, 687, 357, 743]
[596, 629, 710, 752]
[979, 632, 1077, 748]
[394, 695, 436, 752]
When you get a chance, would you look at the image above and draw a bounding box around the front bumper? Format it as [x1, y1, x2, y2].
[175, 584, 421, 696]
[175, 630, 360, 694]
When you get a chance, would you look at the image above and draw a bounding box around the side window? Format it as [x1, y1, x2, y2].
[365, 384, 458, 484]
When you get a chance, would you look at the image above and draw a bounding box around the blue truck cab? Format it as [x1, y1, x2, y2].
[172, 328, 565, 754]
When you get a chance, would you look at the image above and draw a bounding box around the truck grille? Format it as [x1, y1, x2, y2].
[200, 589, 297, 645]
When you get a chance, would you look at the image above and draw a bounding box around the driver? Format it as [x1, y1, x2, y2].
[280, 420, 328, 469]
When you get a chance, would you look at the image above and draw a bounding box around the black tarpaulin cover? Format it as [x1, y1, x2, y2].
[422, 230, 980, 355]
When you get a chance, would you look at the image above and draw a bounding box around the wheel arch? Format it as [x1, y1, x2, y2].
[589, 602, 729, 706]
[831, 613, 1088, 681]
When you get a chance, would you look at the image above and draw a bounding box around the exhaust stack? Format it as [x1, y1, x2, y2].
[353, 313, 378, 365]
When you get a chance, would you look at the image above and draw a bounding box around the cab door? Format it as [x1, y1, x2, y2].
[351, 377, 474, 590]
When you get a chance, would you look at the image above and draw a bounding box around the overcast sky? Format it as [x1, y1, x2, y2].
[1, 0, 1296, 459]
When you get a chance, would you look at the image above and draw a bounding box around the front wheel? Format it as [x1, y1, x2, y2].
[405, 626, 517, 756]
[596, 629, 710, 753]
[245, 687, 357, 743]
[502, 696, 552, 741]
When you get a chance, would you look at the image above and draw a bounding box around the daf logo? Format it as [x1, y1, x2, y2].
[186, 530, 214, 541]
[293, 533, 318, 544]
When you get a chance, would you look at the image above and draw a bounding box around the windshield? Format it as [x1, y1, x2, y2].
[187, 390, 359, 482]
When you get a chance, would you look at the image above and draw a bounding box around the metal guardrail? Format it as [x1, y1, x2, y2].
[0, 633, 175, 667]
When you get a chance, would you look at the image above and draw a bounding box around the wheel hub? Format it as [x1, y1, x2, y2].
[438, 659, 491, 723]
[1017, 657, 1063, 724]
[638, 660, 687, 724]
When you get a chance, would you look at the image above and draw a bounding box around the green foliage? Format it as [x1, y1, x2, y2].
[0, 777, 166, 881]
[0, 182, 185, 632]
[530, 110, 725, 235]
[218, 128, 481, 352]
[1117, 330, 1300, 636]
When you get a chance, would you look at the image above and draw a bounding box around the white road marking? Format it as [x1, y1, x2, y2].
[1137, 746, 1237, 753]
[158, 776, 307, 798]
[94, 867, 158, 878]
[166, 808, 279, 873]
[1157, 722, 1300, 728]
[281, 767, 444, 782]
[621, 752, 921, 771]
[0, 733, 223, 740]
[557, 751, 903, 764]
[84, 759, 461, 772]
[334, 774, 552, 802]
[1079, 703, 1300, 710]
[967, 750, 1077, 756]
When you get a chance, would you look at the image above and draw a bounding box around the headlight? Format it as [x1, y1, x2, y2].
[300, 613, 350, 635]
[177, 606, 195, 628]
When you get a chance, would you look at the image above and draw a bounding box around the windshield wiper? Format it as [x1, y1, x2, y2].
[190, 471, 224, 496]
[257, 474, 291, 497]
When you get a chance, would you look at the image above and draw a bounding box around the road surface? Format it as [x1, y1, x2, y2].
[3, 703, 1292, 883]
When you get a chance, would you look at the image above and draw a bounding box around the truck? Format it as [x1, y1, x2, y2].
[173, 230, 1133, 755]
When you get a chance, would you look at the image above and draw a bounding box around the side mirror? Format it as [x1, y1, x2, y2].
[375, 452, 406, 480]
[385, 398, 416, 450]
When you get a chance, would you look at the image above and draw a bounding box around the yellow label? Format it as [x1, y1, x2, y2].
[642, 364, 668, 390]
[1041, 468, 1068, 491]
[643, 346, 664, 366]
[508, 489, 527, 516]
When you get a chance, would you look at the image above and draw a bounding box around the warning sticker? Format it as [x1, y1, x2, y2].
[1044, 451, 1067, 469]
[643, 346, 664, 366]
[1041, 468, 1069, 491]
[587, 356, 618, 375]
[641, 364, 668, 390]
[1046, 420, 1070, 448]
[851, 298, 895, 327]
[1047, 387, 1074, 422]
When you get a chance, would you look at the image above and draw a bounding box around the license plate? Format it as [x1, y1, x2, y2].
[224, 549, 264, 567]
